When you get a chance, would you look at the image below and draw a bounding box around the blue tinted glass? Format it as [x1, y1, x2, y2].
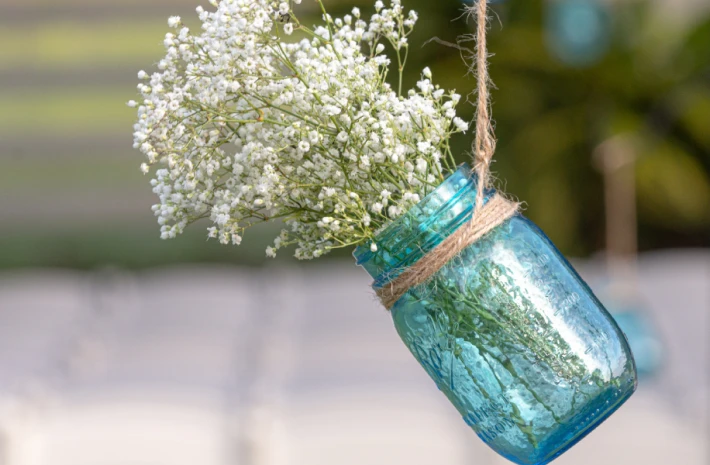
[355, 165, 637, 465]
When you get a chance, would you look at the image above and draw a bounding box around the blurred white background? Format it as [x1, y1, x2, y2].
[0, 251, 707, 465]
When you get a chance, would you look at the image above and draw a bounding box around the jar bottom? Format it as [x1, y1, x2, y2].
[502, 380, 636, 465]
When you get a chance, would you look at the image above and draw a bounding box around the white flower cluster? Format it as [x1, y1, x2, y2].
[132, 0, 468, 259]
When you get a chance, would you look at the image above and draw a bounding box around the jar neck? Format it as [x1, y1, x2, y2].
[353, 164, 495, 288]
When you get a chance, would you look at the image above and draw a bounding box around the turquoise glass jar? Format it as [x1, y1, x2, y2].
[354, 165, 637, 465]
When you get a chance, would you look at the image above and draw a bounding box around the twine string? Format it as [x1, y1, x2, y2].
[471, 0, 496, 217]
[376, 0, 519, 310]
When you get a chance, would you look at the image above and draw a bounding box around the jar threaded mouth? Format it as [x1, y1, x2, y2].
[354, 163, 495, 287]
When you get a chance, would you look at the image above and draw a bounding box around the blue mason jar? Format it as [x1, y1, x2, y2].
[354, 165, 637, 465]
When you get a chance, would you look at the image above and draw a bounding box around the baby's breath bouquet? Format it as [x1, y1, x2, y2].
[132, 0, 469, 258]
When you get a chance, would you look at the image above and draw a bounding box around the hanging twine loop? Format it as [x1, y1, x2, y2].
[376, 0, 519, 310]
[470, 0, 497, 215]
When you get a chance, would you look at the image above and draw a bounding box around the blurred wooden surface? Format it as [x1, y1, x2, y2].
[0, 251, 707, 465]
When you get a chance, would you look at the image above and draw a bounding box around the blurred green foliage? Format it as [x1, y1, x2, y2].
[338, 0, 710, 256]
[0, 20, 167, 71]
[0, 0, 708, 269]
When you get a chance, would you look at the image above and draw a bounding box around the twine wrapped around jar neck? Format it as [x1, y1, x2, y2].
[376, 0, 519, 310]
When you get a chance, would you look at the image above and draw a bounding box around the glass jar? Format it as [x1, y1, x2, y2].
[354, 165, 637, 465]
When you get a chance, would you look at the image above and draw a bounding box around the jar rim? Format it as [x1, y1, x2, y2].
[353, 163, 472, 265]
[354, 162, 500, 288]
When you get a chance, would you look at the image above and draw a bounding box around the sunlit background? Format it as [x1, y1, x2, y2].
[0, 0, 708, 464]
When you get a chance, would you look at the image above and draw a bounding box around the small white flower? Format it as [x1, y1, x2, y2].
[404, 192, 421, 203]
[266, 246, 277, 258]
[167, 16, 181, 28]
[417, 79, 432, 94]
[324, 105, 342, 116]
[283, 23, 294, 35]
[453, 117, 469, 132]
[417, 141, 431, 153]
[423, 67, 432, 79]
[298, 141, 310, 153]
[140, 163, 150, 174]
[370, 242, 378, 252]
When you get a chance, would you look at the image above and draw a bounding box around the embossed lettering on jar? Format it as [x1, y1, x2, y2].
[355, 165, 637, 465]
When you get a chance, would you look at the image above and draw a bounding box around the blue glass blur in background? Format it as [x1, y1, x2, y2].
[611, 307, 662, 377]
[546, 0, 611, 66]
[355, 166, 638, 465]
